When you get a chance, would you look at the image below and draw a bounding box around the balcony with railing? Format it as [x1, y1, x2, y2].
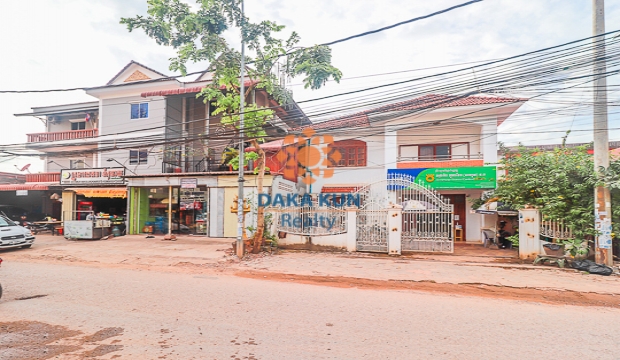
[27, 129, 98, 143]
[162, 159, 255, 174]
[397, 153, 485, 169]
[25, 172, 60, 183]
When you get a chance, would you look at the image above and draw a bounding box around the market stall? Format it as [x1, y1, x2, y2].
[63, 211, 111, 240]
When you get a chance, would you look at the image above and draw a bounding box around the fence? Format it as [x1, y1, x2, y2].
[540, 219, 574, 240]
[271, 206, 347, 236]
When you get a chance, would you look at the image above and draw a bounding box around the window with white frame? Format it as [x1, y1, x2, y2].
[130, 103, 149, 119]
[71, 121, 86, 130]
[70, 159, 86, 169]
[129, 149, 148, 165]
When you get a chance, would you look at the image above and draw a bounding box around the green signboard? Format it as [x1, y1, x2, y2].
[414, 166, 497, 189]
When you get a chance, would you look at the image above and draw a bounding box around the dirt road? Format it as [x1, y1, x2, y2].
[2, 261, 620, 359]
[1, 235, 620, 359]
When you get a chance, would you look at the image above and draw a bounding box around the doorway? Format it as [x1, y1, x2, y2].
[444, 194, 466, 241]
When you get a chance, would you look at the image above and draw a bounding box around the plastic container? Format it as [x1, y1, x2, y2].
[542, 243, 565, 256]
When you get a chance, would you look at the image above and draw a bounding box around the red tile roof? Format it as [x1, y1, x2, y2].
[292, 113, 370, 132]
[374, 94, 526, 112]
[141, 81, 259, 97]
[296, 94, 526, 132]
[0, 182, 56, 191]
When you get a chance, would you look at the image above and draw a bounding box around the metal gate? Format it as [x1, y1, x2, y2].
[355, 174, 454, 253]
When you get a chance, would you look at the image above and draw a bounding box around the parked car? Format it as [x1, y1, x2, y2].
[0, 215, 35, 250]
[0, 205, 44, 224]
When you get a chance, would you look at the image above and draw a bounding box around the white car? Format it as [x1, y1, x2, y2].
[0, 216, 35, 250]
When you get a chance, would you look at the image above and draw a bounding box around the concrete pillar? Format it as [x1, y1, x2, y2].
[481, 121, 498, 164]
[518, 208, 542, 259]
[61, 191, 76, 221]
[346, 207, 357, 252]
[387, 204, 403, 255]
[384, 127, 398, 169]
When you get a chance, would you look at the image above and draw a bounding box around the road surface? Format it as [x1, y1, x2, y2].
[2, 260, 620, 359]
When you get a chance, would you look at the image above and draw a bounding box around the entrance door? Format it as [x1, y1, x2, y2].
[444, 195, 466, 241]
[179, 190, 208, 235]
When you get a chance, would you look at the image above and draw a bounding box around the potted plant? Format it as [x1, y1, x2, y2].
[561, 239, 590, 260]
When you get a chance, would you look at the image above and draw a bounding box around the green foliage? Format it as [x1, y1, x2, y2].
[561, 238, 590, 257]
[121, 0, 342, 97]
[507, 233, 519, 248]
[489, 144, 620, 239]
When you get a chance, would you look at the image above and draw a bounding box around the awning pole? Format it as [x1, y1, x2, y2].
[168, 186, 172, 238]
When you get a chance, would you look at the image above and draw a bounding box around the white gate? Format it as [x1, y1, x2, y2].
[355, 174, 454, 253]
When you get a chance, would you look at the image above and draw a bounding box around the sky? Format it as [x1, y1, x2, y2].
[0, 0, 619, 173]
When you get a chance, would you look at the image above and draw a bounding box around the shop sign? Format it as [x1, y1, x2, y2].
[64, 220, 93, 238]
[180, 178, 198, 189]
[388, 166, 497, 189]
[71, 188, 127, 198]
[60, 168, 125, 185]
[180, 190, 206, 211]
[16, 190, 28, 196]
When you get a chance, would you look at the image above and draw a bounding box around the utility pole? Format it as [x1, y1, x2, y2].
[236, 0, 246, 259]
[592, 0, 613, 265]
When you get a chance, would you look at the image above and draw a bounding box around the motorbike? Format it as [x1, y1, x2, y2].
[24, 221, 54, 235]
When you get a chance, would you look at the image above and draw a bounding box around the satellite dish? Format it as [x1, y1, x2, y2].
[14, 164, 31, 173]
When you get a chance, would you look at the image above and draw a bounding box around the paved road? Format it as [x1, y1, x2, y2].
[2, 261, 620, 359]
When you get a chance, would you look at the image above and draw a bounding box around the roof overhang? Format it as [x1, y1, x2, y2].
[15, 102, 99, 118]
[0, 182, 57, 191]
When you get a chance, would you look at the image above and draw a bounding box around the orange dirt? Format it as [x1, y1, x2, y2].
[236, 270, 620, 309]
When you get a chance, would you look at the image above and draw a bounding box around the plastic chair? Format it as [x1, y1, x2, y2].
[482, 230, 498, 248]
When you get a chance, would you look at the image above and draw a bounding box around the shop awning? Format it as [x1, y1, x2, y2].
[0, 182, 56, 191]
[475, 201, 518, 216]
[320, 184, 366, 193]
[66, 187, 127, 198]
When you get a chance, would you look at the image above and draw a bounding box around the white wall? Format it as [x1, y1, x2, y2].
[395, 122, 485, 160]
[98, 96, 166, 175]
[277, 233, 348, 249]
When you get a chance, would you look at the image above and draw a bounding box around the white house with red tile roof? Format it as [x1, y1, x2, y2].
[282, 94, 526, 242]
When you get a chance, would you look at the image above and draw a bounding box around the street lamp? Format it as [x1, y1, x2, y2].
[106, 158, 137, 175]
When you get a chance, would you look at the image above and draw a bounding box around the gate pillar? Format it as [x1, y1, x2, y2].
[386, 204, 403, 255]
[346, 207, 358, 252]
[518, 208, 542, 259]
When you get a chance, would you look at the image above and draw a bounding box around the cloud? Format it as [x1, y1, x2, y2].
[0, 0, 619, 172]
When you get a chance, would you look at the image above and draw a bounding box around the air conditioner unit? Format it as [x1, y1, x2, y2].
[271, 175, 296, 198]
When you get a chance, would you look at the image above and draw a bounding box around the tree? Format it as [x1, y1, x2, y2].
[121, 0, 342, 253]
[490, 144, 620, 240]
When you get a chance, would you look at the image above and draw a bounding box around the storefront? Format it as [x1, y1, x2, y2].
[0, 183, 61, 222]
[129, 185, 208, 235]
[59, 168, 127, 223]
[125, 174, 219, 236]
[388, 166, 497, 242]
[125, 173, 274, 238]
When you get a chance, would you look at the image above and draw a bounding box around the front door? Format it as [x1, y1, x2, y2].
[444, 195, 466, 241]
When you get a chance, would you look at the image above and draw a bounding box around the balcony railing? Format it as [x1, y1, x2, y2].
[27, 129, 98, 143]
[162, 159, 256, 174]
[26, 172, 60, 183]
[397, 154, 484, 162]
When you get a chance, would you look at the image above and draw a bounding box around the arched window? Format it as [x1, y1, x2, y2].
[329, 140, 367, 167]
